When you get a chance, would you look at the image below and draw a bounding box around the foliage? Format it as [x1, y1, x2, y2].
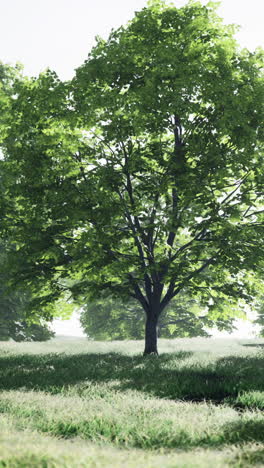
[0, 281, 55, 342]
[0, 315, 55, 342]
[0, 242, 55, 342]
[0, 1, 263, 352]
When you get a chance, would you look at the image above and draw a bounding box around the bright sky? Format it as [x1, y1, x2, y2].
[1, 0, 263, 337]
[1, 0, 263, 80]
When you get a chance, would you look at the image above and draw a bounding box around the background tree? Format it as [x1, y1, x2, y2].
[80, 289, 237, 340]
[1, 1, 263, 354]
[0, 242, 55, 341]
[252, 279, 264, 336]
[254, 301, 264, 337]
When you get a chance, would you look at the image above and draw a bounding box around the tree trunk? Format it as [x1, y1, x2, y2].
[144, 315, 158, 355]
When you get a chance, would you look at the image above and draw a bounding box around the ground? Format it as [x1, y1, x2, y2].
[0, 337, 264, 467]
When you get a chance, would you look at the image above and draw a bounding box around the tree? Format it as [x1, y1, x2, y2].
[254, 301, 264, 337]
[0, 243, 55, 342]
[80, 290, 236, 340]
[1, 1, 263, 354]
[252, 279, 264, 336]
[0, 302, 55, 341]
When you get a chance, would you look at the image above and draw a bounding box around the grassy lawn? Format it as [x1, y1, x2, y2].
[0, 337, 264, 467]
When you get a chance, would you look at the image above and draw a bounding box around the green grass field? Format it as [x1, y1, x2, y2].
[1, 337, 264, 467]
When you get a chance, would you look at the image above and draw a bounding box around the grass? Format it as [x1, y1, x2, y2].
[0, 337, 264, 467]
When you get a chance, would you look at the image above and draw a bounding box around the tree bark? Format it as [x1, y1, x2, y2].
[144, 315, 158, 355]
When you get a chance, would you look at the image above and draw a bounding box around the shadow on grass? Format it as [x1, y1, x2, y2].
[242, 344, 264, 348]
[0, 350, 264, 404]
[223, 419, 264, 444]
[231, 447, 264, 466]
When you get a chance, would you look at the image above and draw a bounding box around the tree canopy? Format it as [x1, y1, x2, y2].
[0, 0, 263, 353]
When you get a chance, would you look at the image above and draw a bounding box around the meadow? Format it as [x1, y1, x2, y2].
[0, 337, 264, 467]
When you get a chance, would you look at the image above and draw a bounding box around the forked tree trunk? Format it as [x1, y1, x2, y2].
[144, 315, 159, 355]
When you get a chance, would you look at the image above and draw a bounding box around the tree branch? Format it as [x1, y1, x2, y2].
[128, 274, 149, 313]
[160, 280, 176, 311]
[220, 171, 251, 206]
[172, 250, 221, 298]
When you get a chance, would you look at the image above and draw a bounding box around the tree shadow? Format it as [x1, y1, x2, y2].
[116, 354, 264, 402]
[242, 344, 264, 348]
[0, 351, 191, 394]
[0, 350, 264, 404]
[223, 419, 264, 444]
[230, 446, 264, 466]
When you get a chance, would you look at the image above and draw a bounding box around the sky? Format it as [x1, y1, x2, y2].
[1, 0, 263, 337]
[1, 0, 263, 80]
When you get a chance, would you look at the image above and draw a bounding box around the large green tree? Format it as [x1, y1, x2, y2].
[1, 1, 263, 353]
